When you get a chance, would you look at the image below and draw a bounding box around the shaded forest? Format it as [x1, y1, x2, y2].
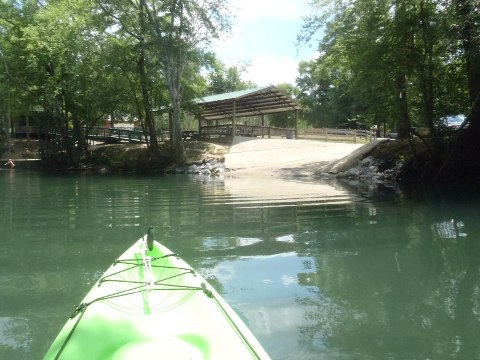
[298, 0, 480, 182]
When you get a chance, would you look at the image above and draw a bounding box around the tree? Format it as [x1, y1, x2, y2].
[97, 0, 168, 157]
[298, 1, 397, 130]
[392, 0, 414, 140]
[1, 0, 157, 166]
[268, 83, 299, 128]
[0, 1, 40, 146]
[205, 57, 255, 94]
[300, 0, 480, 181]
[436, 0, 480, 179]
[2, 0, 232, 168]
[450, 0, 480, 135]
[452, 0, 480, 106]
[142, 0, 231, 167]
[6, 0, 113, 165]
[100, 0, 231, 166]
[296, 60, 331, 127]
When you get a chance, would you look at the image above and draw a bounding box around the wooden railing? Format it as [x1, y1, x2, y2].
[200, 124, 294, 139]
[298, 128, 374, 143]
[83, 126, 374, 144]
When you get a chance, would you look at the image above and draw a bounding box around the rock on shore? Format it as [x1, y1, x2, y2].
[175, 138, 413, 191]
[316, 139, 417, 189]
[333, 155, 403, 188]
[177, 158, 228, 176]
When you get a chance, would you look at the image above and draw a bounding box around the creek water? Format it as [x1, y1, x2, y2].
[1, 169, 479, 359]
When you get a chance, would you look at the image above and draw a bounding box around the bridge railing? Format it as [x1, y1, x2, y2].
[86, 127, 146, 143]
[109, 128, 145, 142]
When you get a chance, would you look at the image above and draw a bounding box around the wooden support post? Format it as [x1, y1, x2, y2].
[294, 110, 298, 139]
[26, 114, 31, 141]
[261, 114, 265, 138]
[168, 109, 173, 142]
[232, 99, 236, 137]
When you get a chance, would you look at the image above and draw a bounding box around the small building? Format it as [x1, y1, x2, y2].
[13, 113, 39, 139]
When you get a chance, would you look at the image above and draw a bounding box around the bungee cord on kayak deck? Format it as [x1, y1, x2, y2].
[99, 257, 194, 285]
[55, 257, 214, 360]
[72, 257, 212, 320]
[56, 282, 213, 360]
[140, 237, 155, 289]
[45, 230, 271, 360]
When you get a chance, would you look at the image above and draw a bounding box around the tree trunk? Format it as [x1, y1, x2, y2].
[418, 1, 442, 160]
[455, 0, 480, 136]
[138, 51, 159, 156]
[437, 93, 480, 180]
[396, 73, 411, 139]
[110, 112, 115, 128]
[436, 0, 480, 179]
[72, 109, 88, 157]
[163, 0, 187, 168]
[426, 0, 480, 180]
[454, 0, 480, 105]
[166, 64, 186, 167]
[394, 0, 412, 140]
[59, 95, 77, 165]
[138, 0, 159, 157]
[172, 98, 186, 167]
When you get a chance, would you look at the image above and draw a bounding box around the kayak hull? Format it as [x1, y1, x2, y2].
[44, 236, 270, 360]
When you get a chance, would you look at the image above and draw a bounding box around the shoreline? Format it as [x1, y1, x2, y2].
[2, 137, 371, 177]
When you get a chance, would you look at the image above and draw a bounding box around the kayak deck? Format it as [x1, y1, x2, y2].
[44, 235, 270, 359]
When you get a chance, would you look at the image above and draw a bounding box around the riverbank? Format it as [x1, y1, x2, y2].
[218, 137, 415, 191]
[179, 137, 415, 194]
[2, 138, 409, 189]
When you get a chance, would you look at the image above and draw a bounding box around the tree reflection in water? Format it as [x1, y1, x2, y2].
[295, 202, 480, 359]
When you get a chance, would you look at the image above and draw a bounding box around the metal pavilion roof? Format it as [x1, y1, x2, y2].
[194, 85, 302, 121]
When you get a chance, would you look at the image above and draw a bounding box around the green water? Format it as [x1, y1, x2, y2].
[1, 170, 479, 360]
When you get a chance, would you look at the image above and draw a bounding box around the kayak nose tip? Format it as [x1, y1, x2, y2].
[147, 226, 154, 251]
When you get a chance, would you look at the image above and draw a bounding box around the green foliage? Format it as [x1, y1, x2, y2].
[104, 0, 233, 165]
[267, 83, 299, 128]
[298, 0, 474, 141]
[0, 0, 232, 167]
[203, 55, 255, 94]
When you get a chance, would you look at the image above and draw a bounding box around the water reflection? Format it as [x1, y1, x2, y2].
[1, 171, 480, 359]
[214, 175, 354, 207]
[292, 201, 480, 359]
[0, 317, 31, 354]
[197, 252, 319, 360]
[433, 219, 467, 239]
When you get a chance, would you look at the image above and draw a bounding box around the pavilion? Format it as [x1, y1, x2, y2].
[193, 85, 302, 138]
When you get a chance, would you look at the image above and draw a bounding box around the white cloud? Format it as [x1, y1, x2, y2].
[282, 274, 298, 286]
[228, 0, 309, 21]
[243, 56, 299, 86]
[210, 0, 317, 86]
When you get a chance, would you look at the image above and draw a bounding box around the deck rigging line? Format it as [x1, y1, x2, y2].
[52, 236, 264, 360]
[53, 257, 206, 360]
